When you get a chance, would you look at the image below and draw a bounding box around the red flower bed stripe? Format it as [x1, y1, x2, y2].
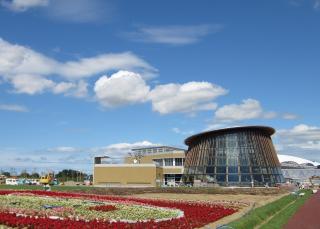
[0, 190, 237, 229]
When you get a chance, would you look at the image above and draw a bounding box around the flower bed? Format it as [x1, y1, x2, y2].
[0, 190, 237, 228]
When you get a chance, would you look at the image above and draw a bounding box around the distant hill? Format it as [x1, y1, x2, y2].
[278, 154, 320, 167]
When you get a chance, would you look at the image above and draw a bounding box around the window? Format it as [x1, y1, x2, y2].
[228, 175, 239, 182]
[228, 166, 238, 174]
[216, 174, 226, 182]
[206, 166, 214, 174]
[241, 175, 251, 182]
[153, 159, 163, 166]
[253, 175, 263, 182]
[240, 166, 250, 173]
[216, 166, 226, 173]
[175, 158, 183, 166]
[164, 158, 173, 166]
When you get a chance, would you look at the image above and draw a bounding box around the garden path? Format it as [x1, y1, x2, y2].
[284, 190, 320, 229]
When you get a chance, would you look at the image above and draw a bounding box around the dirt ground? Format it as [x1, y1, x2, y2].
[129, 193, 289, 228]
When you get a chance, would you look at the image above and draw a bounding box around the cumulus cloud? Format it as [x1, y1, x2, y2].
[0, 37, 156, 97]
[214, 99, 277, 122]
[172, 127, 194, 136]
[1, 0, 48, 12]
[125, 24, 223, 45]
[52, 80, 88, 98]
[0, 38, 156, 80]
[94, 71, 150, 107]
[8, 74, 88, 97]
[276, 124, 320, 162]
[277, 124, 320, 151]
[0, 103, 28, 112]
[10, 74, 55, 94]
[149, 81, 228, 114]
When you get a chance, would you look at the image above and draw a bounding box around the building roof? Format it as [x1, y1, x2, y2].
[132, 146, 185, 151]
[185, 126, 275, 146]
[278, 154, 320, 167]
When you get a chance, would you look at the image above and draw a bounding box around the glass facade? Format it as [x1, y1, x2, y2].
[183, 127, 284, 187]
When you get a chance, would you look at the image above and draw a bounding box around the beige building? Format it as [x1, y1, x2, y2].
[93, 146, 185, 187]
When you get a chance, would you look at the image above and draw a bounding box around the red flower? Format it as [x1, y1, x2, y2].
[0, 190, 237, 229]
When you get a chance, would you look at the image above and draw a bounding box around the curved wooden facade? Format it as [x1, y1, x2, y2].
[183, 126, 284, 186]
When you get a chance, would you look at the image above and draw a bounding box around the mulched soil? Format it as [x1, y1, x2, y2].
[284, 190, 320, 229]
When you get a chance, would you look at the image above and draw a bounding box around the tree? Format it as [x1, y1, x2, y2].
[55, 169, 87, 182]
[20, 169, 30, 178]
[1, 171, 10, 177]
[30, 172, 40, 178]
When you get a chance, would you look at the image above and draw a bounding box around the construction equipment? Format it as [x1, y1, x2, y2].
[40, 173, 59, 186]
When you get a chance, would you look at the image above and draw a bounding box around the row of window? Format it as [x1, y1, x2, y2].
[184, 174, 284, 184]
[185, 166, 282, 174]
[133, 147, 181, 155]
[153, 158, 184, 166]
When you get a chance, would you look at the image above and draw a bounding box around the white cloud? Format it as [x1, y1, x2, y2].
[149, 81, 228, 114]
[0, 38, 157, 80]
[94, 71, 150, 108]
[0, 103, 28, 112]
[1, 0, 48, 12]
[59, 52, 156, 80]
[69, 80, 88, 98]
[282, 113, 298, 120]
[277, 124, 320, 150]
[8, 74, 88, 97]
[10, 74, 55, 94]
[172, 127, 194, 136]
[276, 124, 320, 162]
[214, 99, 277, 122]
[0, 140, 159, 173]
[52, 82, 76, 94]
[0, 0, 112, 23]
[46, 0, 111, 23]
[0, 37, 156, 97]
[314, 0, 320, 9]
[126, 24, 223, 45]
[53, 80, 88, 98]
[48, 146, 78, 153]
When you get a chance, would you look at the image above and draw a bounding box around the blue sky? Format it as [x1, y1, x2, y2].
[0, 0, 320, 174]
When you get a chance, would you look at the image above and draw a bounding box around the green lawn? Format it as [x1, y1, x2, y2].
[228, 190, 312, 229]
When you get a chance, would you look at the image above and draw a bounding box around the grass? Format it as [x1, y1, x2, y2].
[228, 190, 311, 229]
[259, 190, 312, 229]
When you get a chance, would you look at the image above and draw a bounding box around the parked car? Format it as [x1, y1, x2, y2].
[6, 178, 18, 185]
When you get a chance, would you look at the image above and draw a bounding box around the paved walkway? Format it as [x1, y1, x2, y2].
[285, 190, 320, 229]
